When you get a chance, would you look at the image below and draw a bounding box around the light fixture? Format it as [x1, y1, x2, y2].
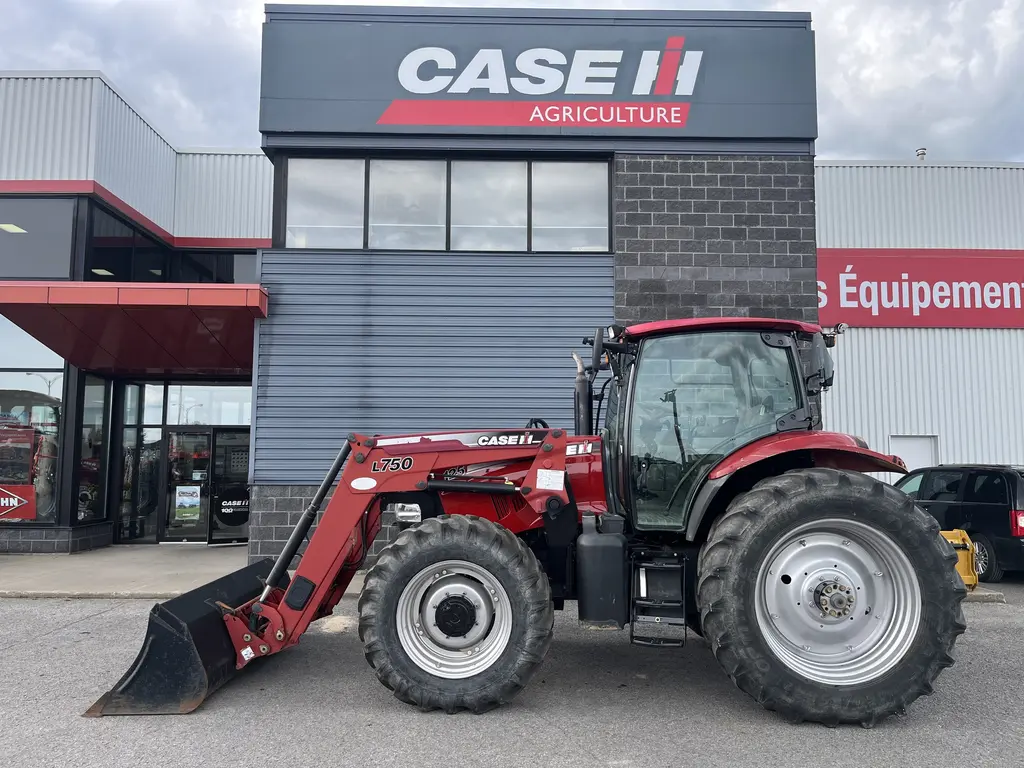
[149, 269, 163, 276]
[91, 268, 114, 276]
[0, 224, 26, 233]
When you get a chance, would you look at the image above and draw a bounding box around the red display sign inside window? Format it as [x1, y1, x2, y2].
[0, 485, 36, 521]
[818, 248, 1024, 329]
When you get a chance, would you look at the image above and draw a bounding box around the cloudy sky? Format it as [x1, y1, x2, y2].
[3, 0, 1021, 161]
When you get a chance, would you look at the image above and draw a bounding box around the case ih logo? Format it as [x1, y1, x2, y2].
[378, 36, 703, 128]
[0, 487, 28, 516]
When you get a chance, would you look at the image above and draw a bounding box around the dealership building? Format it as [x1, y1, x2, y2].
[1, 5, 1023, 560]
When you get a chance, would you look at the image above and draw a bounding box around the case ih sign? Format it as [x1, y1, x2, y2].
[378, 37, 703, 128]
[818, 248, 1024, 329]
[0, 485, 36, 521]
[258, 9, 817, 139]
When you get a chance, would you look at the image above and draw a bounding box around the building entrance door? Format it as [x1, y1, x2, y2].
[209, 428, 251, 544]
[163, 431, 212, 542]
[161, 428, 251, 544]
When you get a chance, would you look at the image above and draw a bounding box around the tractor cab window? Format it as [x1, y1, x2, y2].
[628, 331, 801, 529]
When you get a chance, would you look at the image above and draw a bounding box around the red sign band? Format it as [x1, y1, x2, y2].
[818, 248, 1024, 329]
[376, 100, 691, 128]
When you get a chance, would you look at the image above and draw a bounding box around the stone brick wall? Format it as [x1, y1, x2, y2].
[613, 153, 818, 326]
[0, 522, 113, 554]
[247, 484, 398, 568]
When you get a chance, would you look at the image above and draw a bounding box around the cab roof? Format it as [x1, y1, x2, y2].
[623, 316, 823, 340]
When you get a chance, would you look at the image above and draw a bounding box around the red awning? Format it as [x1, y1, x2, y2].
[0, 281, 269, 376]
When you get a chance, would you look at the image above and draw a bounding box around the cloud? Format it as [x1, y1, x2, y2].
[1, 0, 1022, 161]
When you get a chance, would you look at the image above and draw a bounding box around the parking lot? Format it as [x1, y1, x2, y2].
[2, 578, 1022, 768]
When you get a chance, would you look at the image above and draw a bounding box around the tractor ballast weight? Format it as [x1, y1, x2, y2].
[86, 317, 968, 726]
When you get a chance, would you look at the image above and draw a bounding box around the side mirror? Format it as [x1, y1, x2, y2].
[590, 326, 605, 374]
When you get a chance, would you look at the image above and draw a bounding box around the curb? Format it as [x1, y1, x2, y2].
[965, 587, 1006, 603]
[0, 573, 368, 601]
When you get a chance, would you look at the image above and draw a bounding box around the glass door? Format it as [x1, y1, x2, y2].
[209, 428, 251, 545]
[163, 430, 211, 542]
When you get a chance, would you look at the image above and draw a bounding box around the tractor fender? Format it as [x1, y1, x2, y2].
[685, 431, 908, 542]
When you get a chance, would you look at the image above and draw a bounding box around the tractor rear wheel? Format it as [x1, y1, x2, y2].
[357, 514, 554, 713]
[696, 468, 967, 727]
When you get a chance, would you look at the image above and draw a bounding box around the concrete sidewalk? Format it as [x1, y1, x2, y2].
[0, 544, 364, 599]
[0, 543, 1003, 603]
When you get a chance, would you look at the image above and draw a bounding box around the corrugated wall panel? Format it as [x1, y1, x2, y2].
[822, 327, 1024, 477]
[816, 162, 1024, 249]
[251, 250, 614, 484]
[173, 152, 274, 239]
[0, 76, 94, 179]
[92, 82, 176, 233]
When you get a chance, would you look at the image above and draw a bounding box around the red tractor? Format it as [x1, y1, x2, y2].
[87, 317, 966, 727]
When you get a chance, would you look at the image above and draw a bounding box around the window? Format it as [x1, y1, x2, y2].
[166, 384, 251, 426]
[368, 160, 447, 250]
[965, 472, 1009, 505]
[286, 158, 365, 249]
[0, 370, 63, 524]
[450, 161, 527, 251]
[0, 196, 76, 279]
[1, 316, 63, 369]
[531, 161, 610, 252]
[77, 376, 109, 523]
[919, 470, 963, 503]
[895, 472, 924, 499]
[85, 202, 253, 284]
[283, 157, 611, 253]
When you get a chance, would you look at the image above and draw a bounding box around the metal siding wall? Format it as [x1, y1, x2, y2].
[173, 152, 274, 239]
[92, 82, 176, 233]
[0, 76, 94, 179]
[251, 250, 614, 484]
[815, 162, 1024, 249]
[822, 327, 1024, 472]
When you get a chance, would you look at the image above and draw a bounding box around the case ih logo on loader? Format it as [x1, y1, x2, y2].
[378, 36, 703, 128]
[84, 319, 967, 730]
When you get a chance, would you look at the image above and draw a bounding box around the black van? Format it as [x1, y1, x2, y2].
[893, 464, 1024, 582]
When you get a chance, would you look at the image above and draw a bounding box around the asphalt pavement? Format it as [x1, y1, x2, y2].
[1, 592, 1022, 768]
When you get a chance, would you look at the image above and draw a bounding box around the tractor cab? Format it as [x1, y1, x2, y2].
[580, 318, 841, 531]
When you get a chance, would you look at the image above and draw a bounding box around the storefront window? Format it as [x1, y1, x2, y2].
[143, 384, 165, 424]
[87, 206, 137, 281]
[166, 385, 251, 426]
[531, 161, 610, 252]
[124, 384, 141, 425]
[450, 161, 528, 251]
[0, 370, 63, 524]
[0, 196, 76, 279]
[77, 376, 109, 523]
[286, 158, 366, 249]
[368, 159, 447, 250]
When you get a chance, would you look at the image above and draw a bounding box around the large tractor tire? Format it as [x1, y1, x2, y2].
[696, 468, 967, 727]
[357, 514, 554, 713]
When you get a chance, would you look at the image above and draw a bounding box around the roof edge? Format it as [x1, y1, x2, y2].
[264, 3, 813, 25]
[815, 159, 1024, 169]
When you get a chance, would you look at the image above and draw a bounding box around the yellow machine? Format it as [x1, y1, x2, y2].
[941, 529, 978, 590]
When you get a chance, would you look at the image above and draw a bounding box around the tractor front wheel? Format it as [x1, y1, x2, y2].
[696, 468, 967, 727]
[357, 514, 554, 713]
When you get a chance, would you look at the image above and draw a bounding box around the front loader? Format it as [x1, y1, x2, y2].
[86, 317, 967, 727]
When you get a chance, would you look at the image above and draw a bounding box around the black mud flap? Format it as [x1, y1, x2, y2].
[84, 558, 287, 717]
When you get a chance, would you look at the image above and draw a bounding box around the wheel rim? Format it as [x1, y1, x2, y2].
[753, 517, 923, 686]
[974, 541, 989, 574]
[395, 559, 513, 680]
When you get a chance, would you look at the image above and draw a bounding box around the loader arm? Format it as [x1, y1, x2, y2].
[86, 427, 571, 716]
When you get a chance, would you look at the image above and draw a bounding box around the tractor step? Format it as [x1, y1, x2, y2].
[628, 552, 688, 648]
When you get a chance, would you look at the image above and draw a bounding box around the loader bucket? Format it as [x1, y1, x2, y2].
[84, 557, 284, 717]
